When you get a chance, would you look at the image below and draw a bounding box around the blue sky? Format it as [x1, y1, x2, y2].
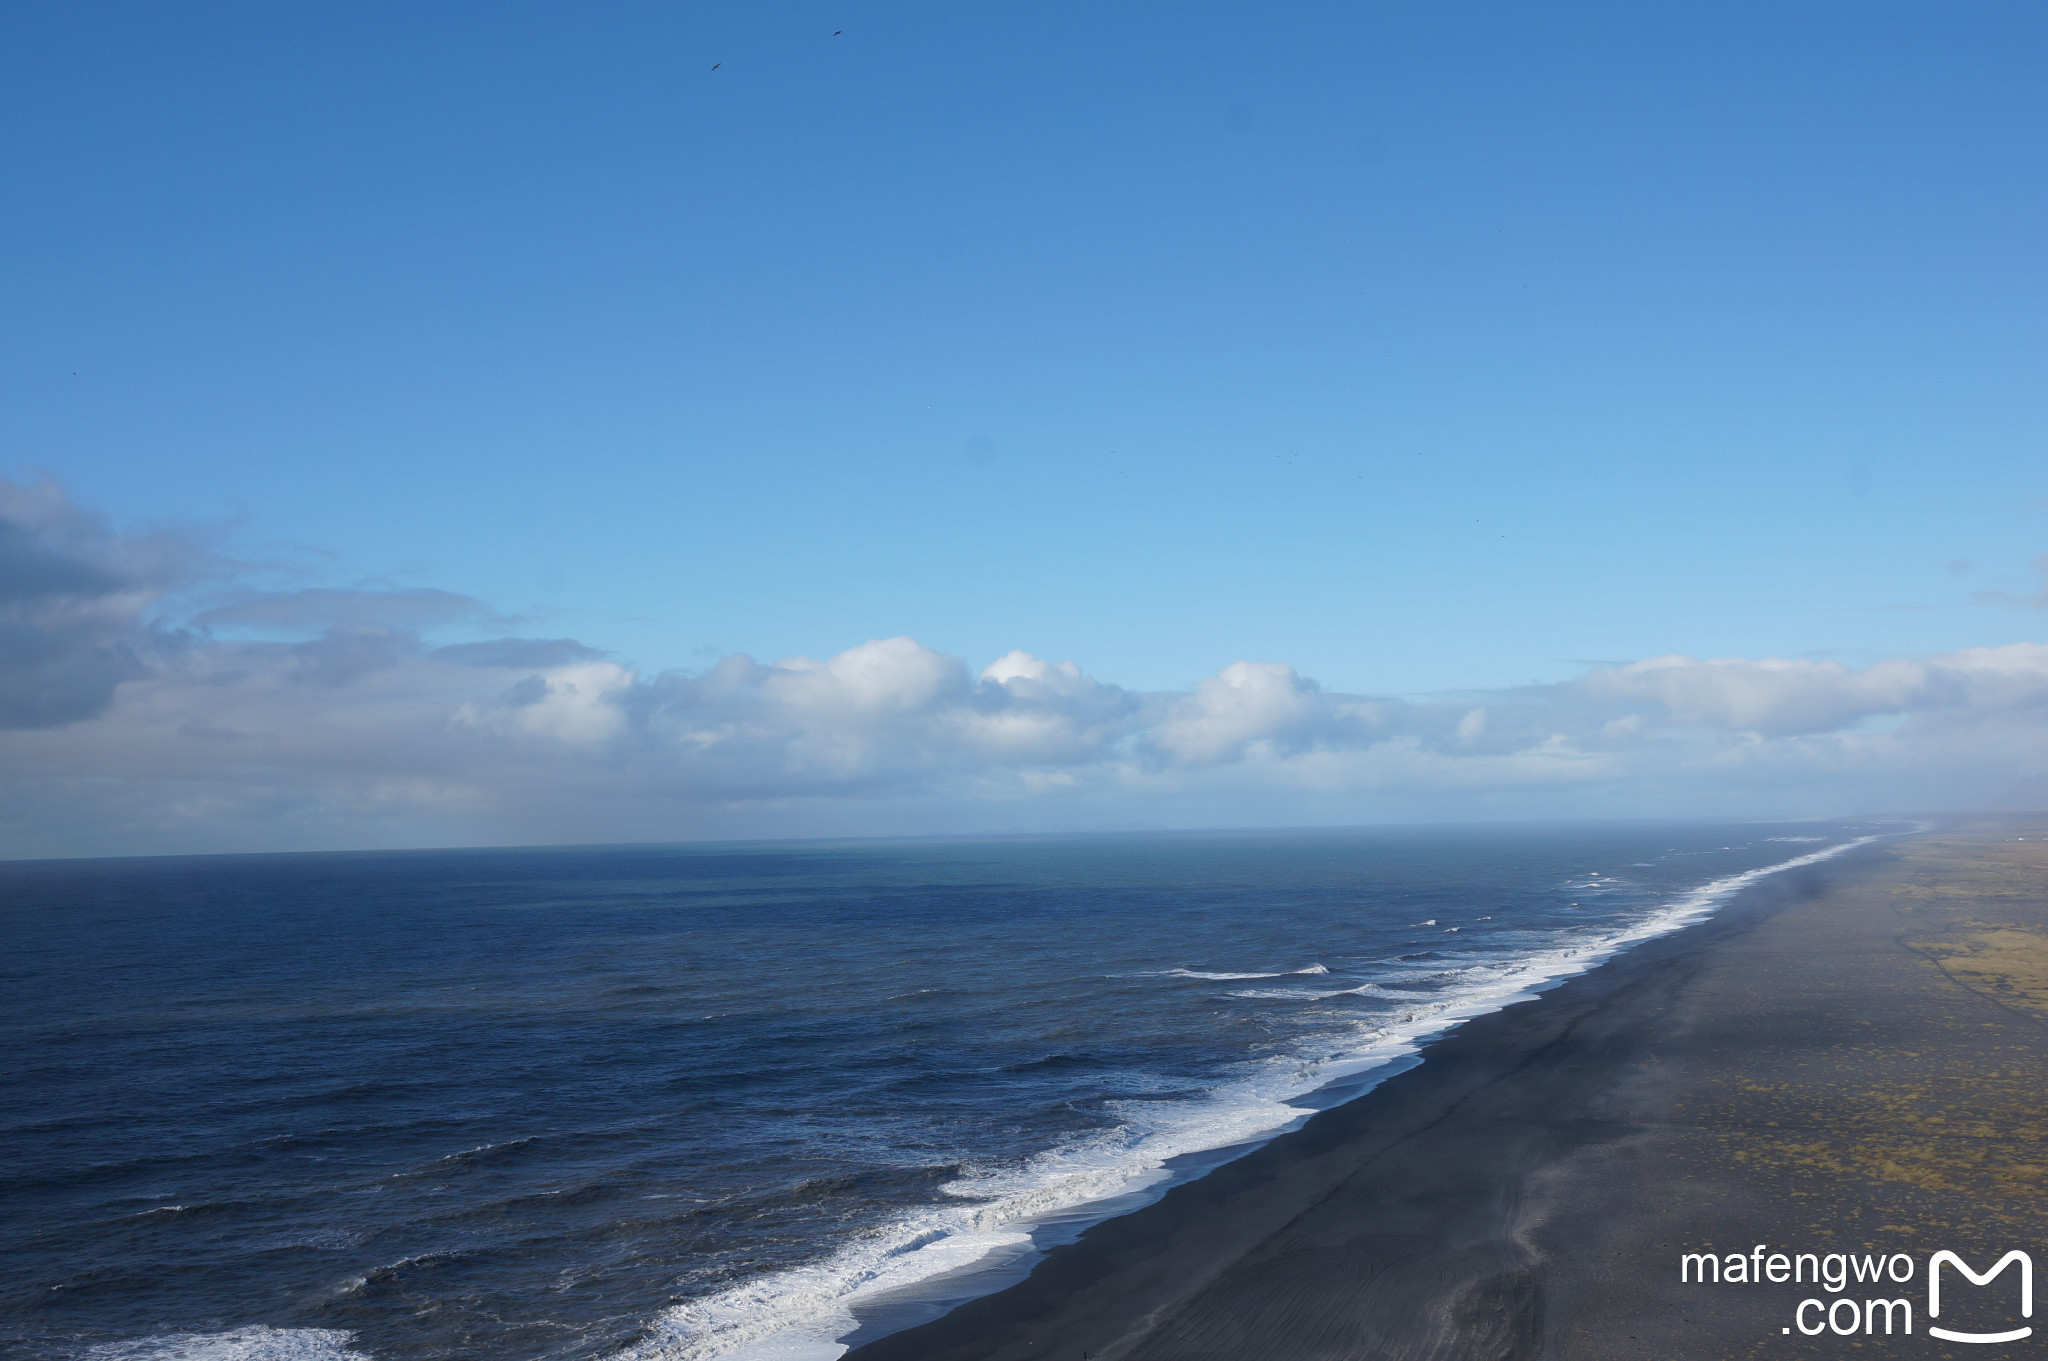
[11, 0, 2047, 692]
[3, 3, 2048, 853]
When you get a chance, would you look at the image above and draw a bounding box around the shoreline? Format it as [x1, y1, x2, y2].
[841, 819, 2048, 1360]
[627, 829, 1901, 1361]
[806, 831, 1890, 1356]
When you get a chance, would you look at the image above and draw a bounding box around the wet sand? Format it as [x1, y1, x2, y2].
[847, 822, 2048, 1360]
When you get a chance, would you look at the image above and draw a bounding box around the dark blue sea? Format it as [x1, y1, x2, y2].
[0, 821, 1888, 1361]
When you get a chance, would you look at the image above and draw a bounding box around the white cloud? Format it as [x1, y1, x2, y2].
[1578, 653, 1945, 734]
[2, 477, 2047, 856]
[457, 660, 637, 745]
[1147, 662, 1356, 765]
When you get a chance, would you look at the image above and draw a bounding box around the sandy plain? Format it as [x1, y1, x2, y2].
[846, 821, 2048, 1360]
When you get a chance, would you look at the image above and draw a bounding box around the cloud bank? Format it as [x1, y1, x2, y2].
[3, 478, 2045, 857]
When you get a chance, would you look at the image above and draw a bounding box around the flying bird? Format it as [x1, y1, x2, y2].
[834, 30, 843, 36]
[711, 62, 721, 69]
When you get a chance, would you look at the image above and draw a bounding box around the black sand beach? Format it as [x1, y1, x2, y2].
[848, 822, 2048, 1360]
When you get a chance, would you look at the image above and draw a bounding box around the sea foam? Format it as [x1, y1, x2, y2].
[623, 832, 1887, 1361]
[84, 1328, 368, 1361]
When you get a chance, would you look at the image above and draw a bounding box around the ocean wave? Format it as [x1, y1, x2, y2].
[1223, 987, 1338, 1000]
[1333, 983, 1438, 1000]
[116, 1199, 261, 1224]
[618, 830, 1887, 1361]
[83, 1327, 368, 1361]
[1229, 977, 1478, 1004]
[1153, 964, 1328, 981]
[255, 1230, 364, 1253]
[338, 1249, 473, 1296]
[400, 1135, 543, 1174]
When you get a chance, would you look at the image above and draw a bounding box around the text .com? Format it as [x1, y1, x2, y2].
[1679, 1246, 2033, 1343]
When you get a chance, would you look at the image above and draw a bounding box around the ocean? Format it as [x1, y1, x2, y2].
[0, 820, 1889, 1361]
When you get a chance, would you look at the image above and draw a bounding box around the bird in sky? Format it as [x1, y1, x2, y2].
[710, 62, 720, 69]
[834, 30, 843, 36]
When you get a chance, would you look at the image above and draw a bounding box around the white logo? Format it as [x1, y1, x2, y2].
[1928, 1250, 2033, 1345]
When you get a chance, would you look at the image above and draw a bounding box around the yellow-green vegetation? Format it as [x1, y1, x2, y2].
[1912, 929, 2048, 1015]
[1683, 825, 2048, 1229]
[1893, 828, 2048, 1017]
[1720, 1071, 2048, 1207]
